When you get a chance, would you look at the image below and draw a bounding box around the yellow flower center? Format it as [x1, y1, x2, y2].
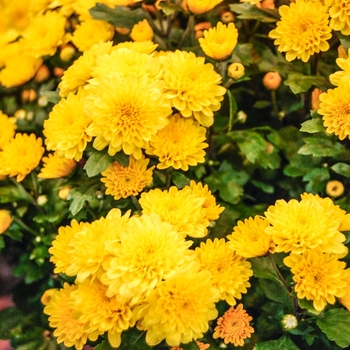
[335, 102, 350, 120]
[119, 103, 141, 128]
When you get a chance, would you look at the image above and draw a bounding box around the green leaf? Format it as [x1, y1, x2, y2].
[172, 171, 190, 188]
[158, 2, 183, 15]
[317, 308, 350, 348]
[40, 90, 60, 104]
[251, 180, 274, 194]
[254, 100, 272, 109]
[0, 184, 33, 203]
[90, 3, 145, 28]
[284, 73, 329, 94]
[249, 255, 283, 285]
[0, 307, 24, 339]
[331, 162, 350, 177]
[67, 182, 100, 216]
[256, 336, 300, 350]
[300, 118, 325, 133]
[230, 3, 279, 23]
[298, 137, 346, 157]
[302, 167, 330, 193]
[181, 342, 200, 350]
[0, 235, 4, 253]
[298, 298, 321, 315]
[95, 340, 118, 350]
[84, 151, 115, 177]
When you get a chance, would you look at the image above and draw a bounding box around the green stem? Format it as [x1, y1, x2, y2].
[12, 216, 38, 236]
[268, 253, 292, 293]
[271, 90, 280, 118]
[131, 196, 142, 212]
[177, 14, 195, 49]
[227, 90, 235, 132]
[165, 167, 172, 189]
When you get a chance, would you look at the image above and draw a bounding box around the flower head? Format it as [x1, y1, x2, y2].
[318, 80, 350, 140]
[130, 19, 154, 41]
[329, 49, 350, 87]
[183, 0, 224, 14]
[338, 269, 350, 311]
[227, 215, 275, 258]
[0, 133, 44, 182]
[269, 0, 332, 62]
[171, 341, 210, 350]
[114, 40, 158, 54]
[146, 114, 208, 171]
[102, 214, 194, 303]
[213, 303, 254, 346]
[160, 50, 226, 127]
[139, 186, 209, 238]
[38, 152, 76, 179]
[284, 249, 349, 311]
[199, 22, 238, 61]
[71, 278, 133, 348]
[327, 0, 350, 35]
[43, 88, 92, 161]
[85, 74, 171, 159]
[0, 111, 17, 150]
[71, 19, 114, 52]
[195, 238, 252, 305]
[264, 194, 348, 255]
[101, 155, 154, 200]
[133, 266, 219, 346]
[0, 210, 12, 234]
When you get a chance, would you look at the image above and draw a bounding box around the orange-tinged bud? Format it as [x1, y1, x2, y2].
[220, 11, 235, 23]
[59, 45, 76, 61]
[21, 89, 37, 103]
[34, 65, 50, 83]
[263, 71, 282, 90]
[53, 67, 65, 77]
[228, 62, 245, 79]
[326, 180, 345, 198]
[0, 210, 12, 234]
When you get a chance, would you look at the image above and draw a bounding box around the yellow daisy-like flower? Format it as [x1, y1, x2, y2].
[160, 50, 226, 127]
[318, 80, 350, 140]
[21, 11, 67, 58]
[71, 19, 115, 52]
[146, 114, 208, 171]
[114, 40, 158, 54]
[102, 214, 194, 303]
[195, 238, 252, 305]
[43, 88, 92, 161]
[269, 0, 332, 62]
[213, 303, 254, 346]
[101, 155, 154, 200]
[133, 266, 220, 346]
[92, 47, 162, 83]
[0, 210, 12, 234]
[284, 249, 349, 311]
[71, 278, 133, 348]
[329, 49, 350, 87]
[139, 186, 209, 238]
[66, 209, 131, 282]
[130, 19, 154, 42]
[38, 152, 76, 179]
[85, 74, 171, 159]
[44, 283, 97, 350]
[338, 269, 350, 311]
[227, 215, 275, 258]
[184, 180, 224, 221]
[0, 111, 16, 150]
[0, 133, 44, 182]
[199, 22, 238, 61]
[49, 219, 89, 274]
[264, 194, 347, 255]
[326, 0, 350, 35]
[58, 41, 114, 97]
[183, 0, 224, 14]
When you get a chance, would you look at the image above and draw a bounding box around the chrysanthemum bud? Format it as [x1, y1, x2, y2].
[37, 195, 48, 206]
[263, 71, 282, 90]
[237, 110, 247, 123]
[41, 288, 58, 306]
[58, 186, 71, 200]
[38, 96, 48, 107]
[53, 67, 65, 77]
[0, 210, 12, 234]
[326, 180, 344, 198]
[338, 45, 347, 59]
[220, 11, 235, 23]
[59, 45, 76, 61]
[311, 88, 323, 111]
[34, 65, 50, 83]
[130, 19, 154, 42]
[21, 89, 37, 103]
[228, 62, 245, 79]
[14, 109, 26, 120]
[116, 27, 130, 35]
[281, 314, 298, 331]
[261, 0, 275, 9]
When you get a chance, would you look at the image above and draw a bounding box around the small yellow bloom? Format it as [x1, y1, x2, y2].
[199, 22, 238, 61]
[326, 180, 345, 198]
[183, 0, 224, 14]
[228, 62, 245, 80]
[0, 111, 17, 150]
[41, 288, 58, 306]
[0, 210, 12, 234]
[327, 0, 350, 35]
[59, 45, 76, 61]
[38, 152, 77, 179]
[130, 19, 154, 42]
[58, 186, 71, 200]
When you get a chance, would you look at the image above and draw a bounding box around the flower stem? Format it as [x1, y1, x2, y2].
[268, 253, 292, 293]
[177, 14, 195, 49]
[12, 216, 38, 236]
[131, 196, 142, 212]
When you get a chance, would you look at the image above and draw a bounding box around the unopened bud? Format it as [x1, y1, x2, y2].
[59, 45, 76, 61]
[22, 89, 37, 103]
[228, 62, 245, 80]
[281, 314, 298, 331]
[263, 71, 282, 90]
[220, 11, 235, 23]
[37, 195, 48, 206]
[0, 210, 12, 234]
[38, 96, 48, 107]
[237, 110, 247, 123]
[326, 180, 344, 198]
[58, 186, 71, 200]
[34, 65, 50, 83]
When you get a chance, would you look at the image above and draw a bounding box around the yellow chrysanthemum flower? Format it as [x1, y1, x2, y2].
[44, 283, 98, 350]
[114, 40, 158, 54]
[227, 215, 275, 258]
[58, 41, 114, 97]
[213, 304, 254, 346]
[38, 152, 76, 179]
[43, 89, 92, 161]
[284, 249, 349, 311]
[49, 219, 89, 274]
[102, 214, 194, 303]
[183, 0, 224, 14]
[329, 49, 350, 87]
[139, 186, 209, 238]
[71, 19, 115, 52]
[92, 47, 162, 83]
[0, 210, 12, 234]
[199, 22, 238, 61]
[130, 19, 154, 42]
[21, 11, 67, 58]
[0, 111, 16, 150]
[318, 80, 350, 141]
[133, 266, 220, 346]
[264, 194, 348, 255]
[269, 0, 332, 62]
[85, 74, 171, 159]
[326, 0, 350, 35]
[70, 278, 133, 348]
[195, 238, 252, 305]
[338, 269, 350, 311]
[146, 114, 208, 171]
[101, 155, 154, 200]
[184, 180, 224, 222]
[66, 209, 131, 282]
[0, 133, 44, 182]
[160, 50, 226, 127]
